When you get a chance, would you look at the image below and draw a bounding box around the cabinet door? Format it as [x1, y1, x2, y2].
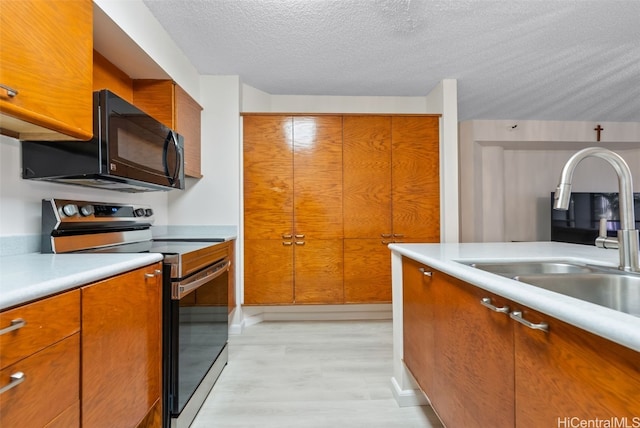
[344, 239, 391, 303]
[0, 334, 79, 428]
[244, 239, 294, 304]
[343, 116, 392, 238]
[433, 271, 514, 428]
[175, 85, 203, 178]
[0, 0, 93, 140]
[243, 115, 294, 239]
[81, 264, 162, 428]
[391, 116, 440, 242]
[402, 258, 436, 396]
[293, 239, 344, 304]
[293, 116, 343, 240]
[514, 306, 640, 427]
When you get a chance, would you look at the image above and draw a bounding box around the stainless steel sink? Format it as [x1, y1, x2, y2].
[466, 261, 594, 277]
[514, 272, 640, 317]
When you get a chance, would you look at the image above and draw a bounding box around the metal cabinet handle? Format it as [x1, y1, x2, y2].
[480, 297, 509, 313]
[282, 241, 293, 246]
[381, 240, 392, 245]
[381, 233, 392, 238]
[0, 318, 26, 335]
[510, 311, 549, 332]
[282, 234, 293, 239]
[144, 269, 162, 279]
[393, 233, 404, 238]
[0, 84, 18, 98]
[295, 234, 305, 239]
[418, 267, 432, 277]
[0, 372, 25, 394]
[295, 241, 305, 246]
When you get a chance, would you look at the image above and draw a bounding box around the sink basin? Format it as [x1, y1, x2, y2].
[515, 272, 640, 317]
[466, 261, 594, 277]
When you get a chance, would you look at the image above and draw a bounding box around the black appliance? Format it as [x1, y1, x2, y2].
[41, 199, 228, 428]
[22, 90, 185, 192]
[551, 192, 640, 245]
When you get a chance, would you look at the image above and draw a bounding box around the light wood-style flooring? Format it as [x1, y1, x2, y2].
[191, 320, 443, 428]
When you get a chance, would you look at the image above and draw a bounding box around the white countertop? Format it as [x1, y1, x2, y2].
[389, 241, 640, 352]
[0, 253, 163, 311]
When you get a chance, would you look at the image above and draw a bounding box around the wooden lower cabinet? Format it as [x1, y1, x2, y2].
[0, 334, 80, 428]
[402, 258, 640, 427]
[82, 263, 163, 428]
[244, 239, 294, 304]
[514, 306, 640, 427]
[294, 239, 344, 304]
[432, 268, 514, 428]
[402, 258, 436, 395]
[0, 290, 81, 428]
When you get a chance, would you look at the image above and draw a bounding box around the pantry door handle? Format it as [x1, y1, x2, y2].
[295, 234, 305, 239]
[0, 372, 25, 394]
[510, 311, 549, 332]
[0, 318, 26, 335]
[480, 297, 509, 314]
[282, 241, 293, 246]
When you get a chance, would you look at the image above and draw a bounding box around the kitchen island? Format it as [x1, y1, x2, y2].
[389, 241, 640, 427]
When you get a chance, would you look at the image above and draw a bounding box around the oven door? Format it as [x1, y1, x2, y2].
[165, 257, 229, 428]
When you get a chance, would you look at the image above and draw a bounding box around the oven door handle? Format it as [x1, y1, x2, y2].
[172, 259, 230, 300]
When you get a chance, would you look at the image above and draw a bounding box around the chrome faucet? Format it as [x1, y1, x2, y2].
[554, 147, 640, 272]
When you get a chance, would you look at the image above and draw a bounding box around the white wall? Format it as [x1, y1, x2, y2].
[459, 120, 640, 243]
[168, 76, 242, 226]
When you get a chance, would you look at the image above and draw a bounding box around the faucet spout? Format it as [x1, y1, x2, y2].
[554, 147, 639, 272]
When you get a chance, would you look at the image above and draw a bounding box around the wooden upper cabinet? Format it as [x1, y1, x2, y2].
[92, 51, 134, 103]
[133, 80, 204, 178]
[243, 115, 294, 239]
[392, 116, 440, 242]
[0, 0, 93, 141]
[343, 116, 392, 238]
[293, 116, 344, 240]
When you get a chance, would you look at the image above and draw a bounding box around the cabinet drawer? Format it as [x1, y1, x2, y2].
[0, 334, 80, 428]
[0, 290, 80, 369]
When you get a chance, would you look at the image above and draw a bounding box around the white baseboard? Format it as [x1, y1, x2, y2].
[239, 303, 392, 324]
[390, 376, 429, 407]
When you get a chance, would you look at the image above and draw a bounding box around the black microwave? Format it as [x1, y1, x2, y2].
[21, 90, 185, 192]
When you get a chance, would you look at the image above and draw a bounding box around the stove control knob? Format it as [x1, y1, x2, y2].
[145, 209, 154, 217]
[80, 205, 94, 217]
[61, 204, 78, 217]
[134, 208, 146, 217]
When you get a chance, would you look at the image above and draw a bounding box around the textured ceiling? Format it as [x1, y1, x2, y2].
[142, 0, 640, 122]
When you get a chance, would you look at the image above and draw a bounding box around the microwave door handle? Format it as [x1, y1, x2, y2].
[171, 133, 181, 184]
[163, 132, 181, 185]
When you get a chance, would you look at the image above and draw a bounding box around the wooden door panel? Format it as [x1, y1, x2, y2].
[433, 271, 514, 428]
[392, 116, 440, 241]
[514, 307, 640, 427]
[294, 239, 344, 304]
[344, 239, 391, 303]
[402, 258, 436, 399]
[243, 116, 294, 239]
[343, 116, 392, 238]
[244, 239, 294, 304]
[81, 264, 162, 428]
[293, 116, 343, 239]
[0, 0, 93, 140]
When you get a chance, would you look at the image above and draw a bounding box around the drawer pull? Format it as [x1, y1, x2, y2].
[0, 84, 18, 98]
[0, 372, 25, 394]
[295, 234, 305, 239]
[480, 297, 509, 313]
[282, 234, 293, 239]
[510, 311, 549, 332]
[418, 268, 432, 277]
[295, 241, 305, 246]
[381, 233, 392, 238]
[282, 241, 293, 246]
[0, 318, 26, 335]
